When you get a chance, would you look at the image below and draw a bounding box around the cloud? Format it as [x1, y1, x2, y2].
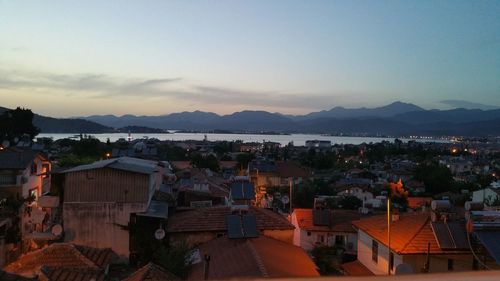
[0, 68, 339, 112]
[440, 100, 500, 110]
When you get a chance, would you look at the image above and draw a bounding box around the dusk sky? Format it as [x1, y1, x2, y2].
[0, 0, 499, 117]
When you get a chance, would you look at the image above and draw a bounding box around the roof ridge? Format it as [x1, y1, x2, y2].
[246, 240, 269, 278]
[399, 216, 431, 254]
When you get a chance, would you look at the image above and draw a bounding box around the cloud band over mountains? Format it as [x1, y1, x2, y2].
[0, 68, 342, 112]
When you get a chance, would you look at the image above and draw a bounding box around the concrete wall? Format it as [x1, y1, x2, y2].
[357, 230, 391, 275]
[63, 202, 147, 259]
[403, 254, 474, 273]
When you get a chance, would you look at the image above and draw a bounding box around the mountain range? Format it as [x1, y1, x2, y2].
[81, 101, 500, 136]
[2, 102, 500, 136]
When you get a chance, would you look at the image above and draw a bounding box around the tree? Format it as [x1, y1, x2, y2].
[414, 163, 453, 195]
[236, 153, 254, 169]
[388, 179, 409, 210]
[0, 107, 39, 145]
[311, 245, 343, 275]
[153, 243, 192, 279]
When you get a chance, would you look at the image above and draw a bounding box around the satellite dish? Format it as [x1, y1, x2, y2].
[51, 224, 63, 236]
[395, 263, 414, 275]
[154, 229, 165, 240]
[1, 140, 9, 148]
[281, 195, 290, 204]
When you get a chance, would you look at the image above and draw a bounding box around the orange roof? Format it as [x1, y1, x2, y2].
[167, 207, 294, 233]
[341, 260, 374, 276]
[123, 263, 180, 281]
[294, 208, 360, 233]
[188, 236, 319, 280]
[4, 243, 115, 277]
[352, 213, 469, 255]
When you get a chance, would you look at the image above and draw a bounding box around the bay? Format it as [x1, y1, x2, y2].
[38, 133, 449, 146]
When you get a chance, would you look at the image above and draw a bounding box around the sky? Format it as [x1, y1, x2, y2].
[0, 0, 499, 117]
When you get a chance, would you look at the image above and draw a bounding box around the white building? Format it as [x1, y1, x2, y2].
[472, 187, 500, 206]
[352, 213, 474, 275]
[291, 208, 360, 254]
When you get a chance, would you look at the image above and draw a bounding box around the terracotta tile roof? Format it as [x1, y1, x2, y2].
[352, 213, 470, 255]
[341, 260, 375, 276]
[294, 208, 361, 233]
[123, 263, 180, 281]
[74, 245, 115, 267]
[167, 207, 294, 233]
[4, 243, 116, 277]
[187, 236, 319, 280]
[39, 267, 108, 281]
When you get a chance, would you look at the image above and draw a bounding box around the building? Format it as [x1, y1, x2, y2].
[0, 148, 51, 201]
[291, 208, 361, 253]
[472, 188, 500, 206]
[0, 148, 56, 255]
[352, 213, 474, 275]
[62, 157, 174, 258]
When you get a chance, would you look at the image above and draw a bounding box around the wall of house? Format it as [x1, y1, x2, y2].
[403, 254, 474, 273]
[63, 202, 147, 259]
[64, 168, 150, 203]
[169, 232, 218, 248]
[472, 188, 499, 205]
[357, 230, 391, 275]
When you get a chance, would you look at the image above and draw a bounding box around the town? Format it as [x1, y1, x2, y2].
[1, 109, 499, 280]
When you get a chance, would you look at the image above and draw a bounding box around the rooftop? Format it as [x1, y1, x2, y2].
[167, 206, 294, 233]
[352, 213, 469, 255]
[63, 156, 171, 176]
[294, 208, 361, 233]
[4, 243, 116, 277]
[122, 263, 180, 281]
[188, 236, 319, 280]
[0, 148, 45, 170]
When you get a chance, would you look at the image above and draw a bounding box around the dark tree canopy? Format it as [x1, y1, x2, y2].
[0, 107, 40, 145]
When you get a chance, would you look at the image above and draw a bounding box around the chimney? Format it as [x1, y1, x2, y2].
[391, 210, 400, 222]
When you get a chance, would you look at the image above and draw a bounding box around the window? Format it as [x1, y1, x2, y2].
[317, 234, 325, 243]
[448, 259, 454, 271]
[372, 240, 378, 263]
[335, 235, 346, 246]
[30, 163, 37, 175]
[307, 231, 311, 236]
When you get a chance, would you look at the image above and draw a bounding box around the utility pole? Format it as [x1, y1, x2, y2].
[387, 197, 391, 275]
